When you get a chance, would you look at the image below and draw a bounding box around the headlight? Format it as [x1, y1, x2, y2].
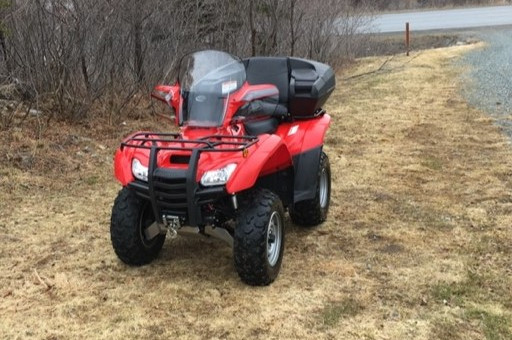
[200, 163, 237, 187]
[132, 158, 148, 181]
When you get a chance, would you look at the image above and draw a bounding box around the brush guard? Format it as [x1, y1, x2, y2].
[120, 132, 258, 227]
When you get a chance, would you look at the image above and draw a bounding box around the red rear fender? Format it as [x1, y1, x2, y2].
[277, 114, 331, 156]
[295, 114, 331, 154]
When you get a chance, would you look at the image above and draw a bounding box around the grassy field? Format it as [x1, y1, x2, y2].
[1, 44, 511, 339]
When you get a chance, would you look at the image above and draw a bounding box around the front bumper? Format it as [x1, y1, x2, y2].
[118, 132, 258, 226]
[128, 170, 226, 226]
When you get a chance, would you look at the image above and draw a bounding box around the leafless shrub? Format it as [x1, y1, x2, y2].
[0, 0, 375, 123]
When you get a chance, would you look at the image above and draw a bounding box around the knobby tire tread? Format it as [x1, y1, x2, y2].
[110, 187, 165, 266]
[234, 189, 284, 286]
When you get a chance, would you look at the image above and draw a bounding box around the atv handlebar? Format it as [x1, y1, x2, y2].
[242, 100, 289, 119]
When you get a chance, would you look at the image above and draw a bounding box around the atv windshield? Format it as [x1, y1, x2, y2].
[178, 50, 246, 127]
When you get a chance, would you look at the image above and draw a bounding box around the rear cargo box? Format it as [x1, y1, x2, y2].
[288, 58, 335, 119]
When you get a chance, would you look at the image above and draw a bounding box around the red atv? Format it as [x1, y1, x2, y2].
[111, 50, 335, 285]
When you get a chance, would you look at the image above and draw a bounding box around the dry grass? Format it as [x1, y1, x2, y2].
[1, 44, 512, 339]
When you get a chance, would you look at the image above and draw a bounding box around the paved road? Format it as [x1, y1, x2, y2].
[373, 5, 512, 33]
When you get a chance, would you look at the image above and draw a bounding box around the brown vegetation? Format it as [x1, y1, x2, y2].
[1, 43, 511, 339]
[0, 0, 374, 122]
[0, 0, 506, 123]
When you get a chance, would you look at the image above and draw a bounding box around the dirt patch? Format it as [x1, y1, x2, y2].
[1, 45, 512, 339]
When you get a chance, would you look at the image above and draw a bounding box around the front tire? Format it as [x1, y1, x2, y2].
[110, 187, 166, 265]
[290, 151, 331, 226]
[234, 189, 285, 286]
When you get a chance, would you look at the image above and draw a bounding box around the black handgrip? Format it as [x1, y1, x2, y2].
[272, 104, 288, 119]
[251, 101, 288, 118]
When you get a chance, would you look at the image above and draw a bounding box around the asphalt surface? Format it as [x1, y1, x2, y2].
[373, 6, 512, 33]
[460, 28, 512, 138]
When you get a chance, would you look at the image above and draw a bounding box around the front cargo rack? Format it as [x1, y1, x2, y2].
[120, 132, 259, 226]
[121, 132, 258, 152]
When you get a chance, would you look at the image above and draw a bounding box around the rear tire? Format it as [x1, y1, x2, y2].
[110, 187, 165, 265]
[234, 189, 285, 286]
[290, 151, 331, 226]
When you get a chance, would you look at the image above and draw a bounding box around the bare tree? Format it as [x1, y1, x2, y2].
[0, 0, 375, 123]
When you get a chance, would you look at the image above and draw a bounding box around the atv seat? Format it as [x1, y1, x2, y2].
[243, 57, 290, 135]
[242, 56, 335, 135]
[245, 57, 290, 105]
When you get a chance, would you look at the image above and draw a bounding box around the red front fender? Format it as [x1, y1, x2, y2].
[114, 148, 135, 186]
[226, 135, 292, 194]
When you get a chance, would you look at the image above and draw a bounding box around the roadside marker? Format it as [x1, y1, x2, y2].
[406, 22, 410, 56]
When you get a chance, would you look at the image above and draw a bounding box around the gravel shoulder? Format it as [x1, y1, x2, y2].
[460, 28, 512, 137]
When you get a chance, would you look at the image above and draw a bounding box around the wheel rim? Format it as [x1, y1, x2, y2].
[139, 203, 158, 248]
[267, 211, 282, 267]
[319, 167, 329, 209]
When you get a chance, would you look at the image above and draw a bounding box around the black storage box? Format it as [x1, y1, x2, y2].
[244, 56, 336, 119]
[288, 58, 336, 119]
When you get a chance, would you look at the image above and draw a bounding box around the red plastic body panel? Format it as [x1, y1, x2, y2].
[223, 83, 278, 128]
[115, 80, 330, 195]
[152, 82, 278, 129]
[114, 149, 134, 185]
[225, 134, 292, 194]
[275, 114, 331, 157]
[152, 84, 180, 125]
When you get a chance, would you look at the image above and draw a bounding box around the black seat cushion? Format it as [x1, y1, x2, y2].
[244, 117, 279, 136]
[244, 57, 289, 105]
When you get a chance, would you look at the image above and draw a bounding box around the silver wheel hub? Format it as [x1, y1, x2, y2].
[319, 168, 329, 209]
[267, 211, 282, 267]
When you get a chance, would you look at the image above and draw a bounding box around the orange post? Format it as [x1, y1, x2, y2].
[406, 22, 410, 56]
